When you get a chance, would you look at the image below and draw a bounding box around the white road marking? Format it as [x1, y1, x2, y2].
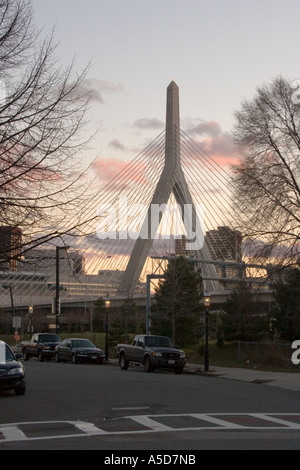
[191, 413, 244, 429]
[73, 421, 106, 435]
[130, 415, 173, 431]
[251, 413, 300, 429]
[0, 426, 27, 441]
[112, 407, 150, 411]
[1, 413, 300, 443]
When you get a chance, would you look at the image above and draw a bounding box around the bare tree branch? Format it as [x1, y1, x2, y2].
[231, 76, 300, 267]
[0, 0, 98, 268]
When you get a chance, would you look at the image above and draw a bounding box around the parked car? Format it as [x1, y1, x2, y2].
[55, 338, 105, 364]
[21, 333, 61, 362]
[0, 340, 26, 395]
[116, 334, 186, 374]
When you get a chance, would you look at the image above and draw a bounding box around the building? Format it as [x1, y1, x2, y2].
[20, 248, 86, 275]
[206, 226, 242, 262]
[0, 226, 22, 271]
[175, 236, 195, 258]
[205, 226, 243, 281]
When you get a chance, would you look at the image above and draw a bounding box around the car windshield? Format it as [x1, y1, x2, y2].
[5, 345, 15, 362]
[0, 343, 15, 364]
[145, 337, 172, 348]
[41, 335, 60, 342]
[71, 339, 95, 348]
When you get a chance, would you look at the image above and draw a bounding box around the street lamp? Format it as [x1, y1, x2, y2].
[203, 295, 211, 372]
[104, 299, 111, 361]
[55, 245, 69, 335]
[28, 305, 34, 334]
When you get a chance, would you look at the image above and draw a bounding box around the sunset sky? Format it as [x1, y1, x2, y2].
[32, 0, 300, 183]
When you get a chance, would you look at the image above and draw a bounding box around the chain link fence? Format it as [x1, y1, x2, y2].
[238, 341, 294, 369]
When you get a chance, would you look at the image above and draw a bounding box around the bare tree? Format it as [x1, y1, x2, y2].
[231, 76, 300, 267]
[0, 0, 97, 266]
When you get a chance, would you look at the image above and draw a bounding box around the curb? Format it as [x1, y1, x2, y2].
[106, 358, 214, 375]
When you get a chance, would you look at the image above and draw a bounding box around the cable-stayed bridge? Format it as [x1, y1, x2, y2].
[0, 82, 274, 313]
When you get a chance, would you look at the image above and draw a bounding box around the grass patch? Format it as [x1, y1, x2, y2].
[184, 341, 300, 373]
[184, 342, 240, 368]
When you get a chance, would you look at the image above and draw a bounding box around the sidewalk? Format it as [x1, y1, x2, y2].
[185, 363, 300, 392]
[109, 358, 300, 392]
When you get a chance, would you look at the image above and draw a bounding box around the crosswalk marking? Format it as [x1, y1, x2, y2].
[130, 415, 173, 432]
[191, 413, 245, 428]
[1, 413, 300, 443]
[0, 426, 27, 441]
[73, 421, 106, 435]
[250, 413, 300, 428]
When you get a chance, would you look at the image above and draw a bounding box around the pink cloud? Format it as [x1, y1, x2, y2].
[182, 119, 240, 169]
[92, 157, 148, 189]
[198, 133, 240, 168]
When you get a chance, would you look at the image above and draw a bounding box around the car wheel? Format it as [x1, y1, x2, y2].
[72, 354, 77, 364]
[38, 350, 44, 362]
[119, 353, 129, 370]
[15, 386, 26, 396]
[55, 352, 60, 363]
[174, 366, 184, 374]
[144, 356, 154, 373]
[23, 350, 29, 361]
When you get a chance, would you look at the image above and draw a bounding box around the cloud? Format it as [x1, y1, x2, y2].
[92, 157, 148, 189]
[108, 139, 127, 152]
[188, 119, 222, 137]
[72, 78, 124, 104]
[95, 80, 124, 94]
[92, 158, 127, 181]
[198, 133, 239, 167]
[133, 118, 164, 129]
[183, 119, 239, 168]
[242, 238, 300, 261]
[200, 132, 235, 155]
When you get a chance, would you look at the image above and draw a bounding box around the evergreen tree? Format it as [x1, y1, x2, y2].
[272, 267, 300, 341]
[110, 298, 137, 345]
[151, 256, 203, 346]
[222, 281, 268, 341]
[93, 298, 105, 332]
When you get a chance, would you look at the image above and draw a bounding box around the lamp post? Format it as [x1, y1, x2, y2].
[104, 299, 111, 361]
[203, 295, 211, 372]
[28, 305, 34, 334]
[55, 245, 69, 335]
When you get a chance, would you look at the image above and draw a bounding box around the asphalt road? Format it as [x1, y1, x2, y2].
[1, 360, 300, 452]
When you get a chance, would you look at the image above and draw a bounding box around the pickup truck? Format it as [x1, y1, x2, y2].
[22, 333, 61, 362]
[116, 335, 186, 374]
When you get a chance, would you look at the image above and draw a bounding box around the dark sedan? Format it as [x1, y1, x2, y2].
[55, 338, 105, 364]
[0, 341, 26, 395]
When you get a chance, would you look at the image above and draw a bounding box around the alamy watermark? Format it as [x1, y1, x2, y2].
[291, 340, 300, 365]
[0, 341, 5, 364]
[96, 196, 205, 250]
[291, 80, 300, 105]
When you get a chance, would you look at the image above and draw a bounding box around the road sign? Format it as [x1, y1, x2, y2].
[52, 298, 61, 315]
[12, 317, 21, 329]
